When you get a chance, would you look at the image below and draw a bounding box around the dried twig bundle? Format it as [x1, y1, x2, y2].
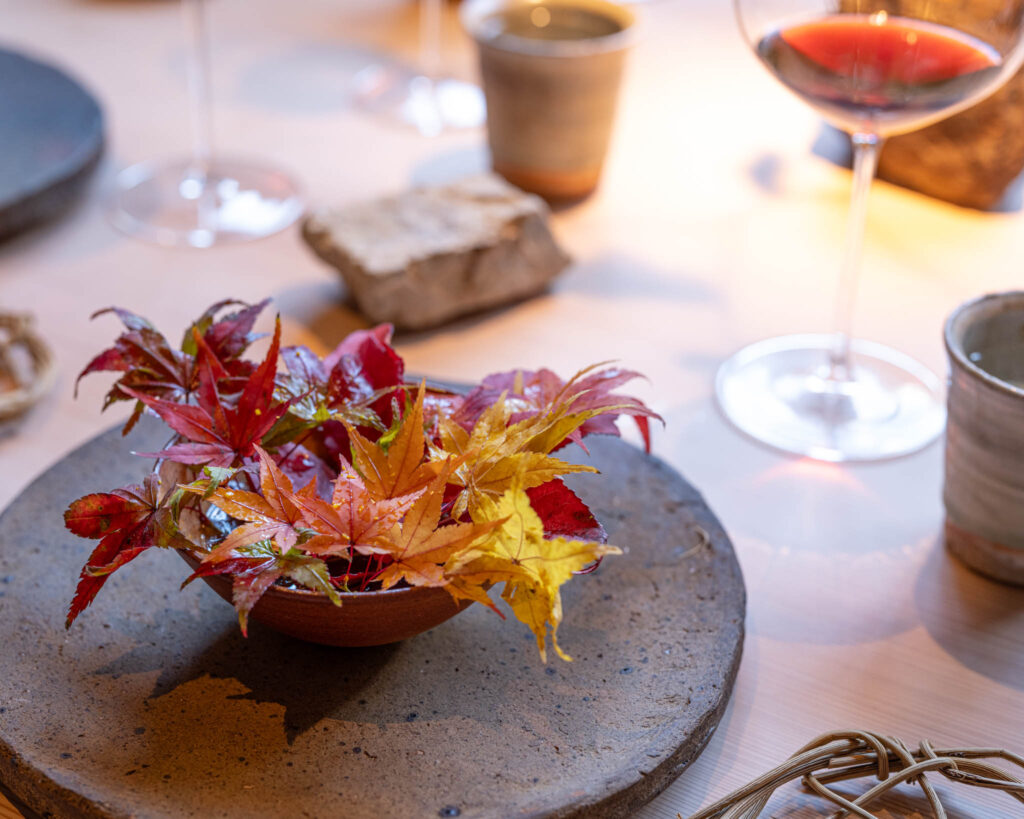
[689, 729, 1024, 819]
[0, 312, 55, 422]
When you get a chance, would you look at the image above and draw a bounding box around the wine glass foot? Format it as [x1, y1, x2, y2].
[352, 63, 485, 136]
[110, 157, 304, 248]
[715, 333, 945, 462]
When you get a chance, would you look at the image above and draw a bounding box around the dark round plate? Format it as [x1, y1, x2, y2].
[0, 48, 104, 240]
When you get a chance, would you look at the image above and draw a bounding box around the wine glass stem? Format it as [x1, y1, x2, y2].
[420, 0, 443, 82]
[830, 132, 882, 382]
[182, 0, 215, 185]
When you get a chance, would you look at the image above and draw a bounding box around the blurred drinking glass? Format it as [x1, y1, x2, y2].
[110, 0, 303, 248]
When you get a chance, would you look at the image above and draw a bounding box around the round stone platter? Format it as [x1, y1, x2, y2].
[0, 48, 104, 241]
[0, 418, 745, 819]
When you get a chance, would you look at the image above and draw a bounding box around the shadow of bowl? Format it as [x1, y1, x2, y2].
[178, 550, 472, 647]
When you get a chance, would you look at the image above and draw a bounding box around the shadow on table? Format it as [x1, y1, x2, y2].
[94, 615, 401, 745]
[556, 251, 721, 305]
[272, 277, 543, 352]
[914, 536, 1024, 692]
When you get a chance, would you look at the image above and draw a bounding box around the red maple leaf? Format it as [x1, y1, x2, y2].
[131, 318, 291, 468]
[275, 325, 406, 467]
[77, 300, 271, 434]
[64, 474, 193, 627]
[526, 479, 607, 543]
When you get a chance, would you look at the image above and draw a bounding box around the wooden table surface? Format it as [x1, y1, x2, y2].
[2, 1, 1023, 817]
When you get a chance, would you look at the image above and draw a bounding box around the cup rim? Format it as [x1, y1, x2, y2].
[945, 290, 1024, 399]
[460, 0, 638, 58]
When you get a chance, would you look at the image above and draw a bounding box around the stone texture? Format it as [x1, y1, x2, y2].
[0, 417, 745, 819]
[877, 74, 1024, 210]
[302, 175, 571, 330]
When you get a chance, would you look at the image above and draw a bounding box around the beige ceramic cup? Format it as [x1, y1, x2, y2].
[461, 0, 636, 201]
[944, 292, 1024, 586]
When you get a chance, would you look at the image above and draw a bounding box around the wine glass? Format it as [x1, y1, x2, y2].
[718, 0, 1024, 461]
[110, 0, 303, 248]
[352, 0, 485, 136]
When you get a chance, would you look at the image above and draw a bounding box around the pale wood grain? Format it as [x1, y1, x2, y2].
[1, 0, 1022, 817]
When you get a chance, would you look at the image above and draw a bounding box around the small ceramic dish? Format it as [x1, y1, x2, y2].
[178, 550, 472, 646]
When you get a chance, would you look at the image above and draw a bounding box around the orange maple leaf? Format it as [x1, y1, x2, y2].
[197, 446, 316, 561]
[291, 457, 421, 559]
[372, 464, 503, 590]
[346, 382, 444, 500]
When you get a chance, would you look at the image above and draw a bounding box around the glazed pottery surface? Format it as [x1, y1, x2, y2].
[944, 291, 1024, 585]
[462, 0, 635, 200]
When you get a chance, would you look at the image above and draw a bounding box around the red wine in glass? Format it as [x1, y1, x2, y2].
[758, 14, 1002, 136]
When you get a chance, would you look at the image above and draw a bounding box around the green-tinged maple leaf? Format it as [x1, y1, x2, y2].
[76, 308, 194, 434]
[445, 476, 620, 662]
[180, 299, 269, 361]
[372, 465, 503, 590]
[347, 382, 445, 500]
[64, 474, 198, 627]
[431, 395, 600, 519]
[77, 301, 271, 435]
[291, 458, 421, 559]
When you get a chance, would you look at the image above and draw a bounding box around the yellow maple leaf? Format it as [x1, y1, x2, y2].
[445, 475, 620, 662]
[432, 395, 601, 519]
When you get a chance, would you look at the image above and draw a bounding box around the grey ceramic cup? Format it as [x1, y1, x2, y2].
[944, 292, 1024, 585]
[461, 0, 636, 201]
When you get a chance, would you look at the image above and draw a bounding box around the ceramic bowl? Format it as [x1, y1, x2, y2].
[461, 0, 637, 200]
[943, 291, 1024, 586]
[178, 550, 472, 646]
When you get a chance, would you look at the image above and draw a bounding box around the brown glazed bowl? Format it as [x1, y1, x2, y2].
[178, 550, 473, 646]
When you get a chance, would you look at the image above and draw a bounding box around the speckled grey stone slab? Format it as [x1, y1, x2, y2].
[0, 418, 744, 819]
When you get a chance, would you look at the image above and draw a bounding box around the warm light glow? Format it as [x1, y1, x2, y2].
[751, 457, 869, 491]
[530, 6, 551, 28]
[870, 10, 888, 26]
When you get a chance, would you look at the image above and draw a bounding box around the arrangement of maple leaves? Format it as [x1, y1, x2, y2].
[64, 299, 661, 661]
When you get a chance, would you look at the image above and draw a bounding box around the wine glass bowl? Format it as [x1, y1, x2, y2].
[717, 0, 1024, 462]
[746, 5, 1021, 138]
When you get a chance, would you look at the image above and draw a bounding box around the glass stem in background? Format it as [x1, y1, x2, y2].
[420, 0, 443, 83]
[182, 0, 215, 219]
[830, 131, 882, 383]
